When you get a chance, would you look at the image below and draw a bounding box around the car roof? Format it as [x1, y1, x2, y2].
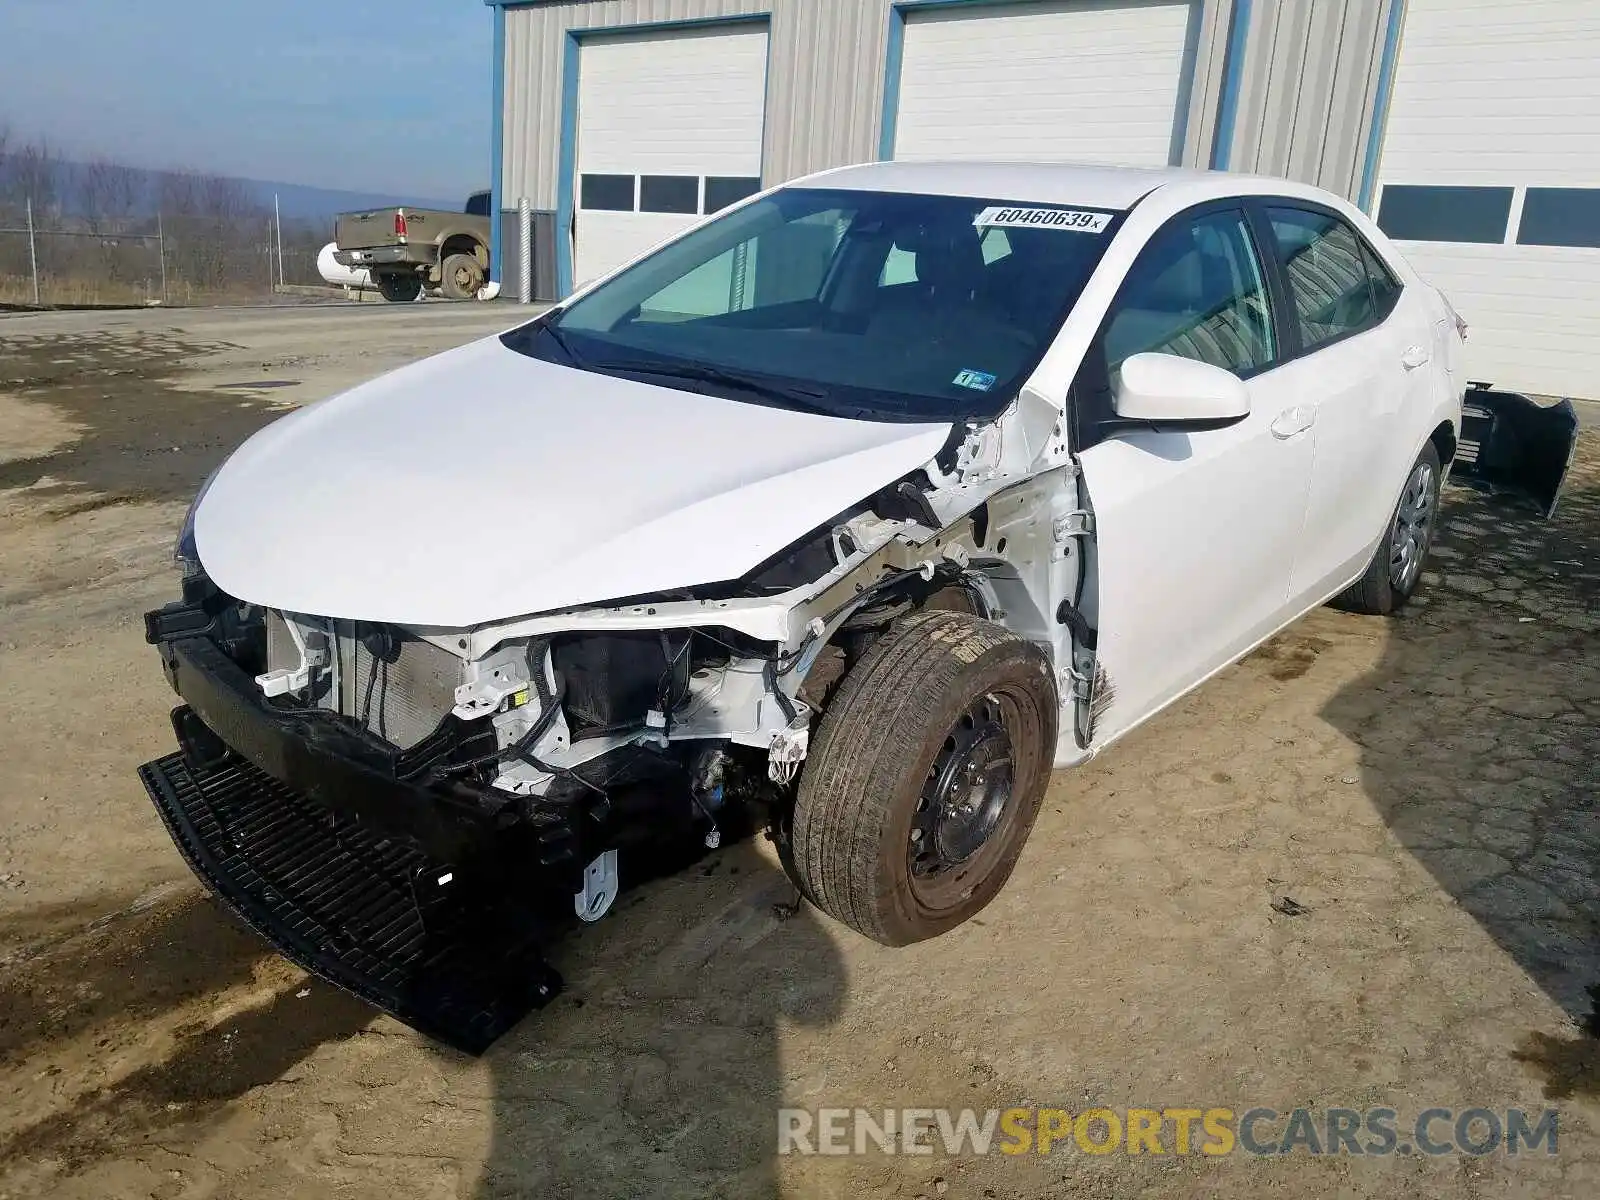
[800, 159, 1323, 211]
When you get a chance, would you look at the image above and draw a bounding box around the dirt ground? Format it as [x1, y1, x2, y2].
[0, 305, 1596, 1199]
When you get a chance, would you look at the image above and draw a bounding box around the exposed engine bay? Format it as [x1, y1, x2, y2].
[154, 404, 1093, 844]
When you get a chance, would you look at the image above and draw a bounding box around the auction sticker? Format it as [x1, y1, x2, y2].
[973, 206, 1110, 233]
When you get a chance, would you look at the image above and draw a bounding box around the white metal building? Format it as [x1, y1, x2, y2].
[484, 0, 1600, 399]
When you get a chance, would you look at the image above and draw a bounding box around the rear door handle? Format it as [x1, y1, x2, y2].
[1401, 345, 1431, 370]
[1270, 406, 1315, 439]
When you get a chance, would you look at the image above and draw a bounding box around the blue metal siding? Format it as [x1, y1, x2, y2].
[1358, 0, 1407, 211]
[489, 3, 507, 283]
[488, 0, 1398, 286]
[1210, 0, 1251, 169]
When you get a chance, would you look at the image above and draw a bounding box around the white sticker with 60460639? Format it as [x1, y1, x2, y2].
[973, 206, 1110, 233]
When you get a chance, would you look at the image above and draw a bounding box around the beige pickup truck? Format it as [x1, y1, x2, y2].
[333, 192, 492, 302]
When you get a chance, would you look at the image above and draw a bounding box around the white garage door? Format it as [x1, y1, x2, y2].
[573, 25, 767, 290]
[1373, 0, 1600, 399]
[891, 0, 1197, 165]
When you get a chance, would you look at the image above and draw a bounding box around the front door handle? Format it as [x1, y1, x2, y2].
[1401, 345, 1431, 370]
[1270, 406, 1315, 440]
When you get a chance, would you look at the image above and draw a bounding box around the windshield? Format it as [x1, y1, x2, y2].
[502, 187, 1123, 422]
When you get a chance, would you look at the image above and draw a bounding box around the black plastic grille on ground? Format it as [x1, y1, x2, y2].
[138, 751, 561, 1054]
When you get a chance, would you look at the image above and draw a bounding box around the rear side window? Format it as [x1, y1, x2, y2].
[1266, 207, 1401, 351]
[1359, 238, 1403, 318]
[1103, 209, 1276, 376]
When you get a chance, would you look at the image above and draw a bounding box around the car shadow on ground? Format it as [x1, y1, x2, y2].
[1323, 442, 1599, 1102]
[0, 840, 847, 1197]
[442, 836, 848, 1199]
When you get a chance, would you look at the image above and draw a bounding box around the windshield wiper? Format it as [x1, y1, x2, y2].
[586, 357, 841, 415]
[538, 319, 585, 365]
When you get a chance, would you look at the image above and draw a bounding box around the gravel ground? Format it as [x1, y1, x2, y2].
[0, 304, 1595, 1199]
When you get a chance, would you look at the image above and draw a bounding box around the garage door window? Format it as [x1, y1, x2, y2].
[1266, 207, 1399, 351]
[581, 174, 635, 212]
[640, 176, 699, 215]
[1375, 185, 1513, 244]
[1104, 210, 1276, 376]
[705, 177, 762, 214]
[1517, 188, 1600, 249]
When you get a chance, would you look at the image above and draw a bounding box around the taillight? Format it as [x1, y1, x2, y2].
[1441, 290, 1468, 340]
[394, 211, 408, 239]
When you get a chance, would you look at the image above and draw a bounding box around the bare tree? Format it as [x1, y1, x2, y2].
[3, 137, 60, 212]
[74, 157, 151, 283]
[0, 129, 322, 302]
[157, 168, 270, 291]
[78, 157, 145, 229]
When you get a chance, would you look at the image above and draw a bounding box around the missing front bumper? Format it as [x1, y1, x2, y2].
[1454, 386, 1579, 519]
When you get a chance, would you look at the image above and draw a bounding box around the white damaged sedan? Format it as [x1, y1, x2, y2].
[142, 162, 1562, 1051]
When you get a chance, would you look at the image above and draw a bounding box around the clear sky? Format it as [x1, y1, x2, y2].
[0, 0, 491, 198]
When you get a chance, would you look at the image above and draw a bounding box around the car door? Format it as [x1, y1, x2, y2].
[1074, 204, 1315, 745]
[1254, 202, 1438, 603]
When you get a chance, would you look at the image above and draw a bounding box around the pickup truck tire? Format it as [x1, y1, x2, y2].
[790, 610, 1057, 946]
[1332, 441, 1442, 616]
[375, 273, 422, 303]
[440, 253, 485, 301]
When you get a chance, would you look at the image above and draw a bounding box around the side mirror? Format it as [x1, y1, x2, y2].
[1112, 352, 1250, 428]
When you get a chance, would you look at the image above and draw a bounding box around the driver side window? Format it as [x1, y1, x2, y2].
[1104, 209, 1276, 376]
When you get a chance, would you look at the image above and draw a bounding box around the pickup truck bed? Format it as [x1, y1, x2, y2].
[334, 203, 492, 302]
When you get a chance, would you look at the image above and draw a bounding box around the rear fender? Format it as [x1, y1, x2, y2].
[1453, 385, 1579, 519]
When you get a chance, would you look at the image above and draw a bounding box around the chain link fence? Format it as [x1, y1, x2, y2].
[0, 198, 333, 308]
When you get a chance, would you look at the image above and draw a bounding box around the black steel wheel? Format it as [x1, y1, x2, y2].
[790, 610, 1057, 946]
[909, 693, 1016, 899]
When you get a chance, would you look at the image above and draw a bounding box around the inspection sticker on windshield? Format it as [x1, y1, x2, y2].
[953, 369, 997, 392]
[973, 206, 1110, 233]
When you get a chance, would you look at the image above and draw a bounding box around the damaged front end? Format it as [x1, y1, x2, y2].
[136, 437, 1067, 1050]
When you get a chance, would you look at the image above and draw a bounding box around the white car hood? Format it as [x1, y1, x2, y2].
[194, 335, 952, 628]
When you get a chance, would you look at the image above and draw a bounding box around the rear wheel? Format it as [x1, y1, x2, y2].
[1332, 441, 1442, 615]
[374, 272, 422, 303]
[790, 610, 1057, 946]
[440, 253, 485, 301]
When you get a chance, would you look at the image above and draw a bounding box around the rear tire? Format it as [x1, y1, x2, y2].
[790, 610, 1057, 946]
[440, 253, 485, 301]
[1332, 441, 1442, 615]
[375, 272, 422, 303]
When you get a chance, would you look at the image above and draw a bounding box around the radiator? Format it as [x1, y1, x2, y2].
[264, 611, 461, 749]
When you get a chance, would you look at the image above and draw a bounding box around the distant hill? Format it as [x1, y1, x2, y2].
[236, 178, 463, 222]
[7, 153, 466, 223]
